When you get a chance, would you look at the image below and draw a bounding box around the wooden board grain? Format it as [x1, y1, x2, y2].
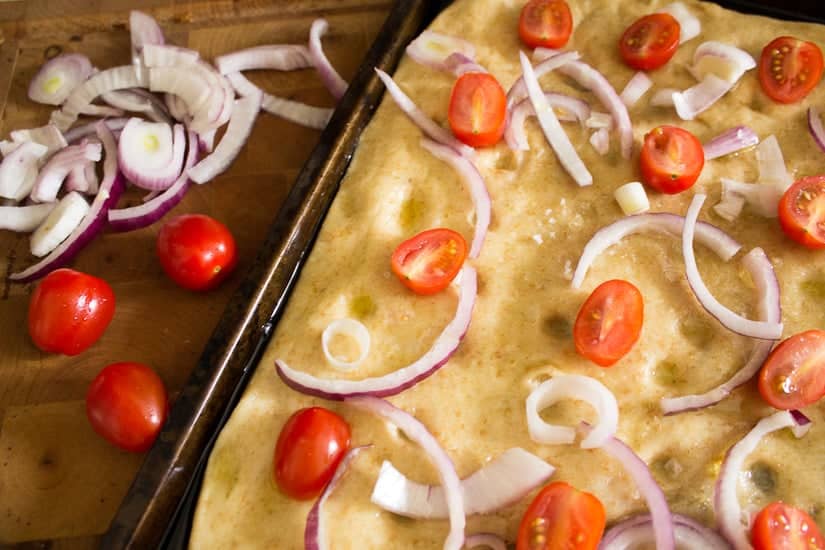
[0, 0, 391, 546]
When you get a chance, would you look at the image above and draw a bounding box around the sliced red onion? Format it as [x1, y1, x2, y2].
[225, 72, 332, 130]
[197, 129, 215, 154]
[519, 52, 592, 186]
[589, 128, 610, 155]
[419, 139, 490, 259]
[505, 93, 591, 151]
[370, 448, 554, 519]
[276, 265, 477, 399]
[0, 203, 56, 232]
[108, 130, 197, 232]
[63, 118, 130, 144]
[406, 30, 476, 73]
[347, 397, 464, 550]
[11, 124, 68, 155]
[683, 194, 783, 340]
[756, 135, 792, 191]
[118, 119, 185, 191]
[714, 411, 810, 550]
[56, 65, 144, 130]
[650, 88, 679, 107]
[719, 178, 780, 218]
[619, 72, 653, 107]
[506, 50, 581, 110]
[673, 75, 734, 120]
[464, 534, 506, 550]
[30, 191, 90, 257]
[142, 44, 199, 68]
[658, 2, 701, 43]
[375, 69, 474, 159]
[188, 92, 261, 184]
[572, 212, 741, 290]
[309, 19, 347, 100]
[703, 126, 759, 160]
[808, 107, 825, 154]
[526, 374, 618, 449]
[28, 53, 94, 106]
[0, 142, 49, 201]
[188, 62, 234, 134]
[600, 514, 729, 550]
[65, 159, 98, 194]
[10, 122, 125, 282]
[444, 53, 487, 76]
[101, 88, 171, 122]
[690, 41, 756, 83]
[661, 247, 780, 414]
[215, 45, 312, 74]
[30, 141, 102, 203]
[305, 445, 369, 550]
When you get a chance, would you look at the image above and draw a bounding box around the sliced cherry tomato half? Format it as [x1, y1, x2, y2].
[573, 279, 644, 367]
[778, 176, 825, 249]
[758, 330, 825, 410]
[639, 125, 705, 195]
[758, 36, 824, 104]
[391, 228, 468, 295]
[448, 72, 507, 148]
[752, 501, 825, 550]
[619, 13, 680, 71]
[518, 0, 573, 50]
[516, 481, 606, 550]
[273, 407, 351, 500]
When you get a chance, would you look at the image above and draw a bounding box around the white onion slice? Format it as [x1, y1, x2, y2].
[690, 41, 756, 83]
[30, 192, 90, 257]
[614, 182, 650, 216]
[216, 44, 312, 74]
[589, 128, 610, 155]
[650, 88, 679, 107]
[505, 93, 591, 151]
[703, 126, 759, 160]
[309, 19, 348, 100]
[322, 318, 371, 371]
[406, 30, 477, 73]
[619, 72, 653, 107]
[756, 135, 792, 192]
[118, 119, 185, 190]
[0, 203, 56, 233]
[673, 74, 734, 120]
[276, 265, 477, 400]
[600, 513, 729, 550]
[683, 194, 783, 340]
[30, 141, 102, 203]
[464, 533, 506, 550]
[11, 124, 68, 156]
[506, 50, 581, 109]
[347, 397, 464, 550]
[719, 178, 781, 218]
[0, 142, 49, 201]
[714, 411, 810, 550]
[519, 52, 592, 186]
[370, 448, 554, 519]
[572, 212, 742, 290]
[226, 72, 332, 130]
[28, 54, 94, 105]
[420, 139, 490, 259]
[658, 2, 701, 43]
[808, 107, 825, 153]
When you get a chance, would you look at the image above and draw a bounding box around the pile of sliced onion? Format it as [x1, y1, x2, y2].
[406, 30, 476, 73]
[600, 513, 729, 549]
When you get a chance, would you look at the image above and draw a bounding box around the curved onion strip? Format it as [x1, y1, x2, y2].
[619, 71, 653, 107]
[505, 93, 591, 151]
[118, 120, 185, 191]
[215, 44, 312, 74]
[79, 104, 125, 118]
[600, 513, 730, 550]
[10, 122, 125, 282]
[375, 69, 474, 159]
[370, 448, 554, 519]
[661, 247, 780, 414]
[0, 203, 56, 232]
[11, 124, 68, 155]
[658, 2, 701, 43]
[690, 41, 756, 83]
[309, 19, 348, 100]
[276, 265, 477, 400]
[188, 62, 234, 133]
[444, 53, 487, 76]
[683, 194, 783, 339]
[142, 44, 199, 68]
[673, 75, 734, 121]
[808, 107, 825, 153]
[348, 397, 464, 550]
[63, 118, 129, 144]
[226, 72, 331, 130]
[30, 192, 90, 257]
[148, 66, 212, 122]
[506, 50, 581, 109]
[464, 534, 507, 550]
[322, 318, 371, 371]
[756, 135, 792, 191]
[130, 10, 164, 55]
[30, 141, 102, 203]
[420, 139, 490, 259]
[101, 88, 171, 122]
[572, 212, 742, 289]
[406, 30, 476, 73]
[526, 375, 618, 449]
[703, 126, 759, 160]
[0, 142, 49, 201]
[61, 65, 143, 119]
[714, 411, 810, 550]
[28, 53, 94, 105]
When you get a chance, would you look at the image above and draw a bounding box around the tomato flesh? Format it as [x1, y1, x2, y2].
[752, 501, 825, 550]
[518, 0, 573, 50]
[778, 176, 825, 249]
[157, 214, 238, 291]
[391, 228, 468, 295]
[639, 125, 704, 194]
[758, 330, 825, 410]
[516, 482, 606, 550]
[448, 73, 507, 148]
[86, 362, 168, 453]
[28, 268, 116, 356]
[273, 407, 351, 500]
[619, 13, 680, 71]
[758, 36, 824, 104]
[573, 280, 644, 367]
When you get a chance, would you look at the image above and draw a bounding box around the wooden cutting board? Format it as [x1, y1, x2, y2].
[0, 1, 391, 547]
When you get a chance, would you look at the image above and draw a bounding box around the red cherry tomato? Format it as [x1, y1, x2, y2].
[758, 330, 825, 410]
[758, 36, 824, 104]
[391, 228, 468, 295]
[448, 73, 507, 148]
[752, 501, 825, 550]
[639, 125, 705, 194]
[573, 279, 644, 367]
[619, 13, 681, 71]
[273, 407, 351, 500]
[778, 176, 825, 249]
[156, 214, 238, 291]
[86, 362, 168, 453]
[27, 268, 115, 356]
[516, 482, 606, 550]
[518, 0, 573, 50]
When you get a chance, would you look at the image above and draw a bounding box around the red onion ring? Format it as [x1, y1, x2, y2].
[406, 30, 477, 73]
[808, 107, 825, 153]
[308, 19, 348, 100]
[464, 533, 506, 550]
[600, 513, 729, 550]
[28, 53, 94, 106]
[226, 72, 332, 130]
[703, 126, 759, 160]
[0, 203, 56, 232]
[505, 93, 591, 151]
[215, 45, 312, 74]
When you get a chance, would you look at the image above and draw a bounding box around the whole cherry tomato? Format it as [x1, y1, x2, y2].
[157, 214, 238, 291]
[639, 126, 704, 194]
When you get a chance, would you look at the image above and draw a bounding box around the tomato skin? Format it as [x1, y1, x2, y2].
[86, 362, 168, 453]
[639, 126, 705, 195]
[273, 407, 351, 500]
[758, 36, 824, 104]
[752, 501, 825, 550]
[156, 214, 238, 291]
[778, 176, 825, 249]
[391, 228, 468, 295]
[448, 73, 507, 148]
[574, 280, 644, 367]
[516, 482, 606, 550]
[518, 0, 573, 50]
[758, 330, 825, 410]
[619, 13, 680, 71]
[28, 268, 116, 356]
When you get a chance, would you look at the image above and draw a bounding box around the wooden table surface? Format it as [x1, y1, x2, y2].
[0, 1, 391, 547]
